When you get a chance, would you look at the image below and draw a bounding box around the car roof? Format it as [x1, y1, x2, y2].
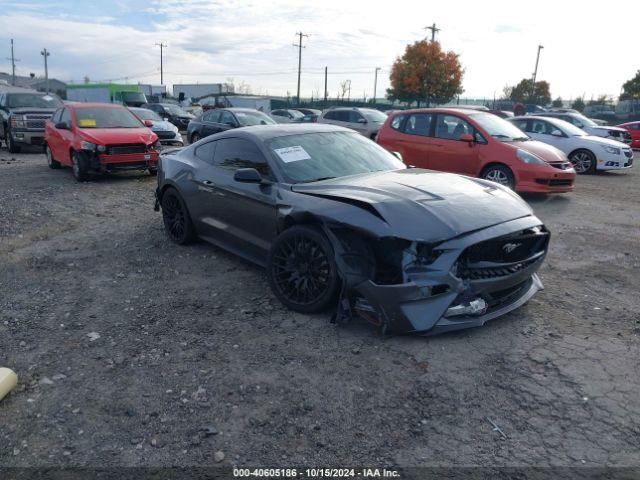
[225, 108, 264, 113]
[388, 107, 490, 116]
[207, 123, 352, 141]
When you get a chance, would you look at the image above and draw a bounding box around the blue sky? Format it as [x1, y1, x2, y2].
[1, 0, 638, 100]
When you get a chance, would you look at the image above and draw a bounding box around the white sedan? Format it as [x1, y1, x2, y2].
[509, 116, 634, 174]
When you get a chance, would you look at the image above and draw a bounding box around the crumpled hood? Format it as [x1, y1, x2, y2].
[78, 128, 157, 145]
[591, 126, 627, 134]
[292, 169, 534, 242]
[149, 120, 178, 132]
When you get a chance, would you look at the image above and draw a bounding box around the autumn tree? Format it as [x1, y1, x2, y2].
[387, 40, 463, 106]
[508, 78, 551, 105]
[620, 70, 640, 100]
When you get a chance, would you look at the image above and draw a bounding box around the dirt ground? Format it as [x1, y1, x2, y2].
[0, 146, 639, 474]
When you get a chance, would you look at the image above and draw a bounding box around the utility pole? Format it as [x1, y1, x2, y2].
[40, 48, 50, 93]
[323, 66, 328, 104]
[530, 44, 544, 102]
[346, 79, 351, 101]
[293, 32, 308, 105]
[7, 39, 20, 85]
[425, 23, 440, 42]
[373, 67, 381, 104]
[155, 43, 167, 84]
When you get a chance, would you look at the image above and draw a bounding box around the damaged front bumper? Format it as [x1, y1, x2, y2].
[331, 216, 548, 335]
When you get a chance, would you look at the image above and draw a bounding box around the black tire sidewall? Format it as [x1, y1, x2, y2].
[267, 225, 341, 314]
[46, 144, 60, 168]
[7, 129, 21, 153]
[72, 152, 88, 182]
[570, 150, 596, 174]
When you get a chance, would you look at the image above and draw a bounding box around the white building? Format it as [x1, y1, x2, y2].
[172, 83, 234, 100]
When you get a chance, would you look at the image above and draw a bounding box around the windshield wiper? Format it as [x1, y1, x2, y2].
[305, 176, 338, 183]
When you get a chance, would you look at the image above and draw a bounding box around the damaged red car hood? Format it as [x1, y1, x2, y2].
[291, 168, 534, 242]
[78, 128, 157, 145]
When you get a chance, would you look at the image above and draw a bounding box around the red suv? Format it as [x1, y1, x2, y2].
[44, 103, 159, 181]
[376, 108, 576, 193]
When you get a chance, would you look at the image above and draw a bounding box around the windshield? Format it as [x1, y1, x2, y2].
[573, 114, 597, 128]
[163, 104, 189, 116]
[131, 108, 162, 122]
[235, 111, 276, 126]
[74, 107, 144, 128]
[266, 131, 405, 183]
[361, 109, 388, 123]
[470, 112, 529, 141]
[7, 93, 63, 109]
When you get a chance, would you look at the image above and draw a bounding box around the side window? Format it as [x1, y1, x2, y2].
[336, 111, 350, 122]
[220, 111, 236, 125]
[203, 111, 220, 122]
[348, 111, 364, 123]
[513, 120, 529, 132]
[60, 109, 71, 128]
[530, 120, 553, 134]
[194, 140, 217, 163]
[435, 114, 472, 140]
[403, 113, 432, 136]
[213, 138, 270, 176]
[323, 111, 337, 120]
[390, 115, 405, 131]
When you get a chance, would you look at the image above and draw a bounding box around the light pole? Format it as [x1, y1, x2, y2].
[346, 79, 351, 101]
[531, 44, 544, 102]
[373, 67, 381, 104]
[40, 48, 50, 93]
[155, 43, 167, 84]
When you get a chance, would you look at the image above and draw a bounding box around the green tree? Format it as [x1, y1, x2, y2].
[387, 40, 464, 106]
[620, 70, 640, 100]
[509, 78, 551, 105]
[552, 97, 563, 108]
[571, 97, 585, 112]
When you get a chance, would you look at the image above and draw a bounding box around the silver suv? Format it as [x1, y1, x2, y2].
[318, 107, 387, 139]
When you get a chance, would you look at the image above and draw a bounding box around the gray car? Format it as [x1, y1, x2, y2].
[318, 107, 387, 139]
[154, 123, 549, 335]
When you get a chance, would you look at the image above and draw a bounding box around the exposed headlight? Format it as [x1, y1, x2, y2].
[9, 115, 25, 129]
[516, 149, 546, 165]
[602, 145, 621, 155]
[80, 141, 97, 151]
[148, 139, 160, 151]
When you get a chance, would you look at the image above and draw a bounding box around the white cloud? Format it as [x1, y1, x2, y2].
[0, 0, 638, 100]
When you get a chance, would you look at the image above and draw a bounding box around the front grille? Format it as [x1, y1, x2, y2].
[156, 131, 176, 140]
[456, 227, 549, 280]
[536, 178, 573, 187]
[25, 114, 51, 130]
[106, 144, 146, 155]
[485, 279, 531, 310]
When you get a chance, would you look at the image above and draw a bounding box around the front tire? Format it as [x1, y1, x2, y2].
[481, 164, 515, 189]
[7, 130, 21, 153]
[71, 151, 88, 182]
[161, 188, 196, 244]
[267, 226, 340, 313]
[569, 149, 596, 174]
[46, 144, 61, 169]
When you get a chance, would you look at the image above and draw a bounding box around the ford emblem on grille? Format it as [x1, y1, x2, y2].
[502, 242, 521, 253]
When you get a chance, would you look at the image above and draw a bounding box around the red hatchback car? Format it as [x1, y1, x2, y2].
[376, 108, 576, 193]
[616, 121, 640, 149]
[44, 103, 159, 181]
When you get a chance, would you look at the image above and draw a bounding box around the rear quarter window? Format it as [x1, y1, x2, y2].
[390, 115, 405, 131]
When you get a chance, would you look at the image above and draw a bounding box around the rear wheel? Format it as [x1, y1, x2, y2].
[46, 144, 61, 169]
[481, 164, 515, 189]
[569, 149, 596, 174]
[190, 132, 200, 144]
[161, 188, 196, 244]
[267, 226, 340, 313]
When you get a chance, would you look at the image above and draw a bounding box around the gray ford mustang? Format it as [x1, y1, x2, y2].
[155, 124, 549, 335]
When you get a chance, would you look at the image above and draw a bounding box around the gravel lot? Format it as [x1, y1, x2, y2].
[1, 146, 639, 472]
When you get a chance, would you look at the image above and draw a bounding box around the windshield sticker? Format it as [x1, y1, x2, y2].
[42, 95, 53, 101]
[78, 119, 97, 128]
[274, 146, 311, 163]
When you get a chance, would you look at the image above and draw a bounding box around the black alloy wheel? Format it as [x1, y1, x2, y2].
[267, 226, 340, 313]
[161, 188, 195, 244]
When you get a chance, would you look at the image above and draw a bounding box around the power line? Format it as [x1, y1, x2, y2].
[293, 32, 308, 105]
[155, 43, 167, 85]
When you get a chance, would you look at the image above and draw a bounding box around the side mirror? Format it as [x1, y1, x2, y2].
[55, 122, 68, 130]
[234, 168, 262, 183]
[143, 119, 154, 127]
[551, 129, 563, 137]
[357, 118, 367, 124]
[459, 133, 474, 143]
